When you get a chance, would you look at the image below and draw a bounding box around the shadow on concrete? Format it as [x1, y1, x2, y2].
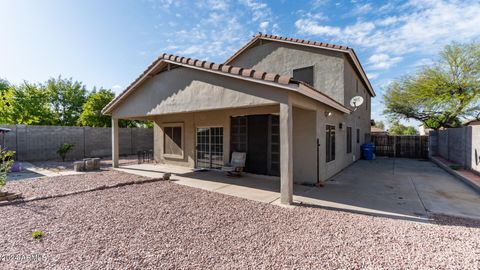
[118, 157, 480, 224]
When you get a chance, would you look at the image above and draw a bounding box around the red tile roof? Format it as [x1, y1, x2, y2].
[102, 52, 351, 115]
[161, 53, 293, 85]
[224, 33, 375, 97]
[103, 53, 298, 114]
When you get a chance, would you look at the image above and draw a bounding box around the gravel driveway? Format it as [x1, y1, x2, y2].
[1, 180, 479, 269]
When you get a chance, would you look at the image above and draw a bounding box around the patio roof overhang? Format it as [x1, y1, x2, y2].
[0, 127, 11, 134]
[102, 54, 351, 116]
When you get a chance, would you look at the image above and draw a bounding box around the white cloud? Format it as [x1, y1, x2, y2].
[111, 85, 123, 95]
[295, 19, 374, 44]
[240, 0, 270, 21]
[367, 53, 403, 70]
[376, 16, 400, 27]
[311, 0, 329, 9]
[259, 21, 269, 32]
[295, 19, 341, 36]
[144, 0, 274, 61]
[350, 3, 372, 16]
[296, 0, 480, 71]
[367, 73, 379, 79]
[208, 0, 228, 10]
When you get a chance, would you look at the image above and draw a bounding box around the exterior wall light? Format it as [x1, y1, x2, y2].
[324, 111, 332, 117]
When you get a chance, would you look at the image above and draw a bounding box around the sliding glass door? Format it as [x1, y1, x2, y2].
[196, 127, 223, 169]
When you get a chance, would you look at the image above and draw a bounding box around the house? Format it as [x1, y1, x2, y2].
[464, 119, 480, 126]
[371, 126, 387, 135]
[102, 34, 375, 204]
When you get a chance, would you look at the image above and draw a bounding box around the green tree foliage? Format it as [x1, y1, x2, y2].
[78, 88, 151, 128]
[10, 82, 55, 125]
[56, 143, 74, 162]
[78, 88, 115, 127]
[388, 121, 418, 135]
[45, 76, 87, 126]
[0, 79, 14, 124]
[0, 148, 15, 187]
[384, 42, 480, 129]
[0, 77, 153, 128]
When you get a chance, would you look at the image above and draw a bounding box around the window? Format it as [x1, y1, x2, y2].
[163, 123, 183, 158]
[346, 127, 352, 153]
[293, 66, 314, 86]
[356, 128, 360, 144]
[326, 125, 335, 162]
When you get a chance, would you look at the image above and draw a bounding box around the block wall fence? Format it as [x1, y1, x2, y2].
[429, 126, 480, 174]
[0, 125, 153, 161]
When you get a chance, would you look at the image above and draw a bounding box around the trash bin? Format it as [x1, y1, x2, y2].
[361, 143, 376, 160]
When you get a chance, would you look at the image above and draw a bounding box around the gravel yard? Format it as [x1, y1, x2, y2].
[1, 179, 479, 269]
[3, 170, 150, 199]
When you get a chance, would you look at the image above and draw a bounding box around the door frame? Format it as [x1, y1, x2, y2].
[195, 126, 224, 169]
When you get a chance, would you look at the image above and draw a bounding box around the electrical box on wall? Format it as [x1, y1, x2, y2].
[339, 122, 345, 130]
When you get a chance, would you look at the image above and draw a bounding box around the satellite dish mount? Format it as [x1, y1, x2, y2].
[349, 96, 364, 111]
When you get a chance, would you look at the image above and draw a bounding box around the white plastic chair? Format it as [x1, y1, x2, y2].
[221, 152, 246, 176]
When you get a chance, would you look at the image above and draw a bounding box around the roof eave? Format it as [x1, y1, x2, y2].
[224, 34, 376, 97]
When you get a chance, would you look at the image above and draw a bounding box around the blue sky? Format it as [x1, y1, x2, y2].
[1, 0, 480, 125]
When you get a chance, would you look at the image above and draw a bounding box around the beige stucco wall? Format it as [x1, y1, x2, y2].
[153, 105, 280, 168]
[290, 91, 369, 181]
[228, 41, 346, 103]
[112, 67, 286, 119]
[110, 47, 373, 183]
[292, 106, 317, 183]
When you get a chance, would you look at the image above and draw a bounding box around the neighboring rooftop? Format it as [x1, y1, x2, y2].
[371, 127, 386, 133]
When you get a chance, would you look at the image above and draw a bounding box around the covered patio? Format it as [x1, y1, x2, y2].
[103, 53, 350, 205]
[113, 161, 437, 222]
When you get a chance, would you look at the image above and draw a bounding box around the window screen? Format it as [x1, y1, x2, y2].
[347, 127, 352, 153]
[293, 66, 314, 86]
[164, 126, 182, 156]
[326, 125, 335, 162]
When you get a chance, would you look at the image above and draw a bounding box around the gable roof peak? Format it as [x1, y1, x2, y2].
[225, 33, 375, 97]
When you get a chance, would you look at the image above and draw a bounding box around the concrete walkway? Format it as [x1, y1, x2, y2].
[116, 158, 480, 221]
[8, 161, 83, 181]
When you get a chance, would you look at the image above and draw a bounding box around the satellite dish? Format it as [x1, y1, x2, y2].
[349, 96, 364, 109]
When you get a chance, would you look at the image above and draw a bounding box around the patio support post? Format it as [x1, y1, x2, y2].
[280, 101, 293, 204]
[112, 118, 119, 168]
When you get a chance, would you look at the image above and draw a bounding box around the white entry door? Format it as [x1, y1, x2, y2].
[196, 127, 224, 169]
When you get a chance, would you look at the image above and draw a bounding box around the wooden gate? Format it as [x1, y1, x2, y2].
[371, 135, 429, 159]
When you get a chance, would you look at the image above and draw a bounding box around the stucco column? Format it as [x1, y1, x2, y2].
[112, 118, 119, 168]
[280, 101, 293, 204]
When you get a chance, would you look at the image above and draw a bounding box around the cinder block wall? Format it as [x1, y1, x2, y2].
[447, 128, 467, 166]
[430, 126, 480, 174]
[0, 125, 153, 161]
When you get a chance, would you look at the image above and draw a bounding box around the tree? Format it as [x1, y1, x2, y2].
[45, 76, 87, 126]
[10, 81, 55, 125]
[0, 79, 14, 124]
[388, 121, 418, 135]
[374, 121, 385, 130]
[0, 148, 15, 187]
[78, 88, 115, 127]
[384, 42, 480, 129]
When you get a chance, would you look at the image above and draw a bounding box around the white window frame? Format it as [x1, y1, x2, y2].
[163, 122, 184, 159]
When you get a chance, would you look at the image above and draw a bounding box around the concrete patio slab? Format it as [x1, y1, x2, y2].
[115, 158, 480, 221]
[8, 161, 82, 181]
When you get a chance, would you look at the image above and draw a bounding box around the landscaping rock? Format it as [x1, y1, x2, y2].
[0, 180, 479, 269]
